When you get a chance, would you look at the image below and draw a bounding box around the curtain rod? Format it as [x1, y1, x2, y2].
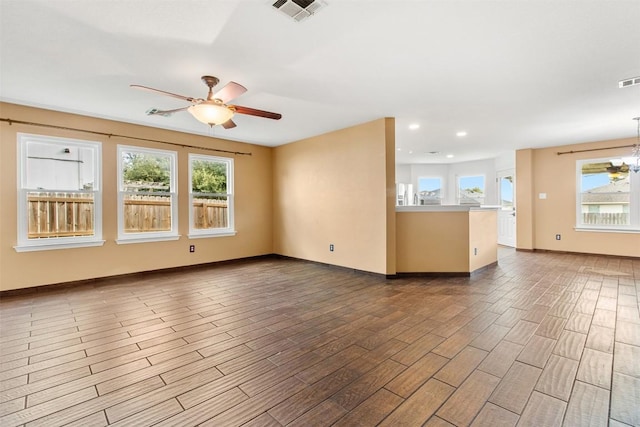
[0, 117, 252, 156]
[556, 143, 634, 156]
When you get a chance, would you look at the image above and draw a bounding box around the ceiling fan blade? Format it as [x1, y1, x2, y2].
[222, 119, 237, 129]
[131, 84, 196, 103]
[146, 106, 189, 117]
[232, 105, 282, 120]
[213, 82, 247, 103]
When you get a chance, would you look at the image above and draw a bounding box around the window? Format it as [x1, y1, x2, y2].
[16, 133, 103, 251]
[189, 154, 235, 237]
[577, 158, 639, 231]
[418, 177, 443, 205]
[499, 174, 514, 209]
[458, 175, 485, 205]
[117, 145, 178, 243]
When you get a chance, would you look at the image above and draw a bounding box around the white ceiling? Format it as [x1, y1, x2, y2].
[1, 0, 639, 164]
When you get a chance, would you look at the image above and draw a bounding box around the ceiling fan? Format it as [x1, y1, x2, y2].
[131, 75, 282, 129]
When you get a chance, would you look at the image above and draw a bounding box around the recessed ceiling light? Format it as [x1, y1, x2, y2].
[409, 123, 420, 130]
[397, 148, 402, 151]
[408, 150, 413, 154]
[446, 154, 454, 158]
[456, 131, 467, 137]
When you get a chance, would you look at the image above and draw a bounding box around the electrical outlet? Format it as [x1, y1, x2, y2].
[555, 234, 561, 240]
[189, 245, 195, 253]
[329, 244, 334, 252]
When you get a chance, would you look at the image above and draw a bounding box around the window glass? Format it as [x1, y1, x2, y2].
[189, 154, 235, 236]
[418, 177, 442, 205]
[499, 175, 514, 209]
[458, 175, 485, 205]
[16, 133, 102, 251]
[579, 159, 631, 227]
[117, 146, 178, 242]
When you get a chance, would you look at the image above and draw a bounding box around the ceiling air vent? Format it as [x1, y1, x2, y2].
[272, 0, 327, 22]
[619, 76, 640, 88]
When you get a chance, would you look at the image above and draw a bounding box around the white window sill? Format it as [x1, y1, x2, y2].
[575, 226, 640, 234]
[14, 240, 106, 252]
[188, 230, 237, 239]
[116, 235, 181, 245]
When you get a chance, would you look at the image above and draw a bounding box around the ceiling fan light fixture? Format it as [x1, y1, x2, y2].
[188, 102, 234, 126]
[132, 75, 280, 128]
[627, 117, 640, 173]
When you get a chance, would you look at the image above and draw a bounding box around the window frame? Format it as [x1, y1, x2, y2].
[15, 133, 104, 252]
[116, 145, 179, 244]
[188, 153, 236, 238]
[575, 157, 640, 233]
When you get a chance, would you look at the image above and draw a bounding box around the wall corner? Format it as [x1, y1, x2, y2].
[515, 149, 534, 250]
[385, 117, 397, 275]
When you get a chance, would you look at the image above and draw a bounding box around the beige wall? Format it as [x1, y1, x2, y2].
[384, 120, 397, 274]
[0, 103, 273, 291]
[516, 138, 640, 257]
[396, 210, 497, 273]
[515, 149, 534, 250]
[273, 118, 396, 275]
[396, 212, 470, 272]
[469, 210, 498, 272]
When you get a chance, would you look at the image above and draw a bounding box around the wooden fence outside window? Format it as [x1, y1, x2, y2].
[123, 194, 172, 232]
[28, 192, 94, 238]
[192, 198, 228, 229]
[27, 192, 228, 238]
[582, 213, 628, 226]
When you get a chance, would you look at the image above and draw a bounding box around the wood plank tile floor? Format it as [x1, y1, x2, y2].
[1, 250, 639, 426]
